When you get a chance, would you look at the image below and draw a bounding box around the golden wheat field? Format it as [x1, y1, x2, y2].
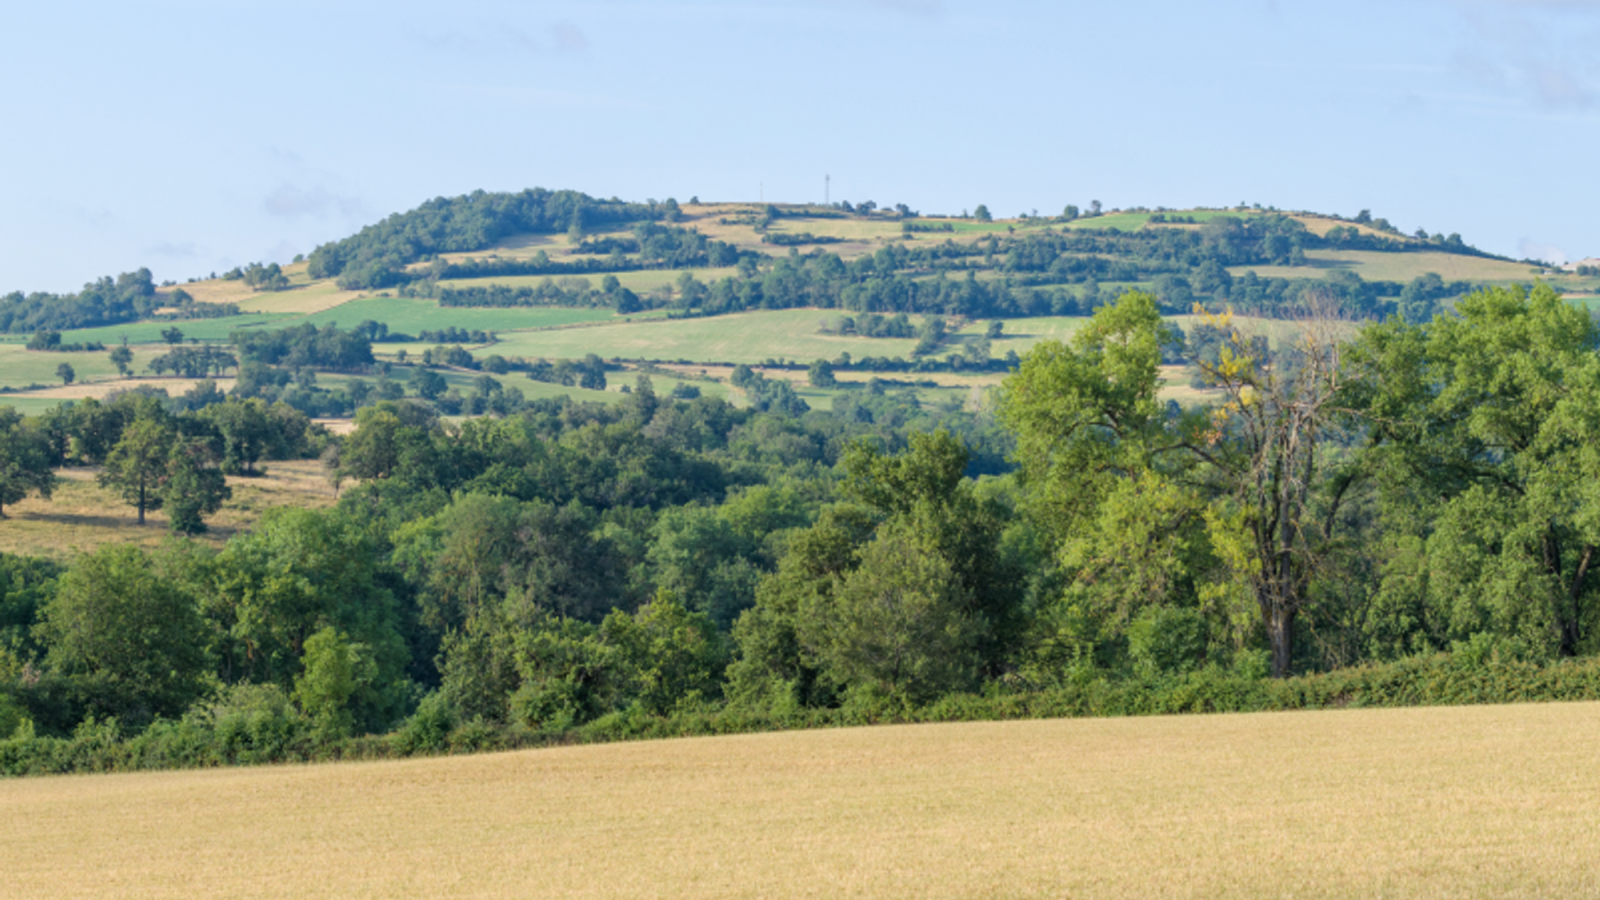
[3, 703, 1598, 899]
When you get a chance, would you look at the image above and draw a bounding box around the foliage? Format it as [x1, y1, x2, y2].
[33, 545, 210, 726]
[0, 269, 158, 333]
[0, 409, 55, 517]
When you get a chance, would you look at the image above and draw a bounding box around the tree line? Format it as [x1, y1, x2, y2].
[307, 189, 672, 289]
[6, 284, 1598, 775]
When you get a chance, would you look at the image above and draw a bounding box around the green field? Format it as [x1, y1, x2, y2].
[54, 313, 292, 346]
[300, 296, 626, 335]
[0, 344, 175, 392]
[5, 704, 1598, 899]
[436, 267, 739, 297]
[488, 309, 926, 365]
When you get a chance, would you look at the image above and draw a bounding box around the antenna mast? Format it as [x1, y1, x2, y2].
[825, 174, 830, 206]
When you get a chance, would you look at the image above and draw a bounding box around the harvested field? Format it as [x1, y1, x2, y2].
[2, 704, 1597, 898]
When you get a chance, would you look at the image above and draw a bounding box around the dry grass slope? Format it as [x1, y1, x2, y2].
[0, 461, 337, 560]
[2, 703, 1597, 899]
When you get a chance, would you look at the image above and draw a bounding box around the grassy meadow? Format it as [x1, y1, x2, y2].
[435, 267, 739, 297]
[299, 296, 624, 335]
[51, 314, 291, 346]
[1230, 248, 1542, 284]
[3, 703, 1597, 899]
[0, 344, 175, 392]
[488, 309, 926, 364]
[0, 461, 337, 560]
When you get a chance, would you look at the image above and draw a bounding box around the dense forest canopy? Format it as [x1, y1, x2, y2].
[306, 189, 669, 289]
[0, 270, 163, 335]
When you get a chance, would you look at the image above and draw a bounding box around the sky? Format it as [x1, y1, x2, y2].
[4, 0, 1600, 293]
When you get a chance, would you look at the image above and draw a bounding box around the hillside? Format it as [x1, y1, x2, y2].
[3, 191, 1595, 415]
[5, 704, 1598, 899]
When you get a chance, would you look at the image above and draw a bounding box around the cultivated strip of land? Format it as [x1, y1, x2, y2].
[2, 703, 1597, 899]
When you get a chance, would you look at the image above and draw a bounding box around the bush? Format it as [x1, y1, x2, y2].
[9, 649, 1600, 777]
[1127, 607, 1207, 676]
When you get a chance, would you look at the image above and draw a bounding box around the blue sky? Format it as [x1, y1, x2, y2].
[4, 0, 1599, 292]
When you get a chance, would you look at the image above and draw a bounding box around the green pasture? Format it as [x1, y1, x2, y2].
[0, 395, 75, 416]
[58, 313, 291, 346]
[437, 267, 739, 298]
[0, 344, 173, 391]
[301, 296, 625, 336]
[487, 309, 925, 365]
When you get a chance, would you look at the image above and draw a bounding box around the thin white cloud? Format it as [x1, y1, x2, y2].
[549, 21, 590, 51]
[263, 184, 365, 219]
[1518, 238, 1568, 264]
[816, 0, 945, 18]
[425, 21, 591, 55]
[145, 241, 199, 258]
[1444, 1, 1600, 111]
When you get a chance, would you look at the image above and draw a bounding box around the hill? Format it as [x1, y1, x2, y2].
[4, 703, 1598, 899]
[4, 190, 1593, 417]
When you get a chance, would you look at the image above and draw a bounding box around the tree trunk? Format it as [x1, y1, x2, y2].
[137, 481, 146, 525]
[1562, 545, 1594, 657]
[1269, 606, 1296, 679]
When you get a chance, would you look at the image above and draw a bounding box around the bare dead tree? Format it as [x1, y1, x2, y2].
[1186, 294, 1363, 677]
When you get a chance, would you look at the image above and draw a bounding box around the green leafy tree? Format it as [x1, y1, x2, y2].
[160, 326, 184, 345]
[0, 409, 56, 518]
[201, 398, 272, 475]
[799, 520, 981, 702]
[55, 363, 75, 386]
[1351, 283, 1600, 657]
[731, 431, 1020, 706]
[161, 436, 231, 535]
[36, 544, 210, 724]
[98, 415, 175, 524]
[293, 627, 375, 739]
[414, 368, 448, 400]
[1002, 292, 1354, 677]
[109, 343, 134, 377]
[807, 358, 838, 388]
[974, 204, 993, 222]
[205, 508, 410, 730]
[598, 589, 726, 715]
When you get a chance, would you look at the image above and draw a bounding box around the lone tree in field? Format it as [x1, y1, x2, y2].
[0, 409, 56, 517]
[973, 204, 993, 222]
[109, 342, 133, 377]
[55, 363, 74, 386]
[99, 416, 174, 525]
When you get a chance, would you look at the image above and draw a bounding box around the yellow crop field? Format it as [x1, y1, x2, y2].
[3, 703, 1598, 899]
[1230, 249, 1538, 284]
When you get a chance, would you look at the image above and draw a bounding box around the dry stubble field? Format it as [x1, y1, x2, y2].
[3, 703, 1598, 899]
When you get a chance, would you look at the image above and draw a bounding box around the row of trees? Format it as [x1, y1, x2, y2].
[308, 189, 669, 289]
